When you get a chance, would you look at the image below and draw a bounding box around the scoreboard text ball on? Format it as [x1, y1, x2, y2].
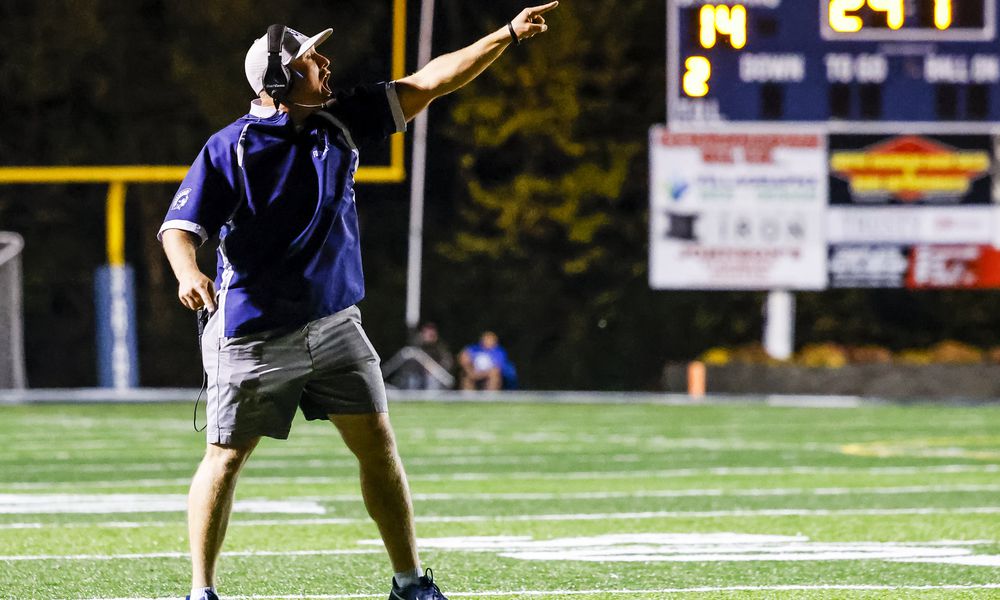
[668, 0, 1000, 127]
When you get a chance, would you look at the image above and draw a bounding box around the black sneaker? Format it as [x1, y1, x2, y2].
[185, 592, 220, 600]
[389, 568, 448, 600]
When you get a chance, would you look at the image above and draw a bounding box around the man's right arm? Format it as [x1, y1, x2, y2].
[162, 229, 217, 313]
[394, 2, 558, 122]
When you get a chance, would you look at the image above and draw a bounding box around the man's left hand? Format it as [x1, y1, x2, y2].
[510, 1, 559, 43]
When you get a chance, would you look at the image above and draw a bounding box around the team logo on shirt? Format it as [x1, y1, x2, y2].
[170, 187, 192, 211]
[313, 131, 329, 160]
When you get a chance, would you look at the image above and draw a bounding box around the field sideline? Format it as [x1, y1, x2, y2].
[1, 399, 998, 599]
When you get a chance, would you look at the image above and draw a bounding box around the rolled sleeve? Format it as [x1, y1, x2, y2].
[157, 220, 208, 244]
[385, 82, 407, 134]
[320, 82, 407, 147]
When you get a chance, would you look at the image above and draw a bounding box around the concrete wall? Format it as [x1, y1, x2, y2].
[663, 363, 1000, 399]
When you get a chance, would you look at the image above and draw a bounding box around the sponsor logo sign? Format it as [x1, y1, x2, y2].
[649, 127, 827, 290]
[907, 245, 1000, 289]
[830, 244, 1000, 289]
[829, 135, 994, 205]
[827, 206, 995, 245]
[829, 245, 909, 288]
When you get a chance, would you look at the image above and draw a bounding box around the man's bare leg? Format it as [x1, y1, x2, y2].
[484, 368, 502, 391]
[330, 413, 419, 572]
[188, 439, 260, 588]
[459, 371, 476, 390]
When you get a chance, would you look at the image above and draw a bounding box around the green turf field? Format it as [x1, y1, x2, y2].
[1, 399, 998, 599]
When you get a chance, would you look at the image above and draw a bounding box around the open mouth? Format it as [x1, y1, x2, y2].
[320, 71, 332, 97]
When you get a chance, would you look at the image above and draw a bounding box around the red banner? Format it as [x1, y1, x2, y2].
[906, 245, 1000, 289]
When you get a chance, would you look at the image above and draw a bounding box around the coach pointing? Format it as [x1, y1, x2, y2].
[158, 3, 558, 600]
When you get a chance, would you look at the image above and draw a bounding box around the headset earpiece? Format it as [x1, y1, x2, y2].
[263, 24, 292, 107]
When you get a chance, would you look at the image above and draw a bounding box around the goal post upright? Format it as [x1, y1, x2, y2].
[0, 0, 410, 389]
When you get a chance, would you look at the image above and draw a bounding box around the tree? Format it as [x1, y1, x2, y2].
[429, 0, 694, 389]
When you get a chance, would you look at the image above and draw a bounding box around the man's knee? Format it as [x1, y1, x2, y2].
[202, 440, 258, 475]
[331, 413, 398, 462]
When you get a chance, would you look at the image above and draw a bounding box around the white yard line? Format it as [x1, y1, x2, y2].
[1, 548, 379, 561]
[399, 533, 1000, 566]
[4, 463, 999, 490]
[73, 583, 1000, 600]
[4, 506, 1000, 530]
[0, 494, 325, 515]
[13, 534, 1000, 567]
[0, 454, 573, 475]
[3, 482, 994, 513]
[406, 507, 1000, 523]
[2, 435, 831, 453]
[395, 483, 1000, 501]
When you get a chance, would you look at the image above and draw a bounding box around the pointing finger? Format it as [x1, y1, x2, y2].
[530, 1, 559, 16]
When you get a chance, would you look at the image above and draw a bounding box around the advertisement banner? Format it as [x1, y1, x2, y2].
[829, 134, 994, 205]
[829, 244, 1000, 289]
[649, 127, 828, 290]
[827, 206, 996, 245]
[828, 245, 910, 289]
[907, 245, 1000, 289]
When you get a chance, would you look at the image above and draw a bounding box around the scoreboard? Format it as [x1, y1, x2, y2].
[668, 0, 1000, 127]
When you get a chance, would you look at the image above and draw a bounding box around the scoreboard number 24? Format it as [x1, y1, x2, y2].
[829, 0, 954, 32]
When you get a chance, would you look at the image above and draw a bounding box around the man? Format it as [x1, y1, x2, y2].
[413, 321, 454, 388]
[158, 4, 559, 600]
[459, 331, 516, 390]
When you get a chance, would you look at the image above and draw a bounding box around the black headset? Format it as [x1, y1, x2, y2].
[263, 24, 292, 107]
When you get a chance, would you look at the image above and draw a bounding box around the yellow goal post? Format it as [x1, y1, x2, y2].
[0, 0, 407, 268]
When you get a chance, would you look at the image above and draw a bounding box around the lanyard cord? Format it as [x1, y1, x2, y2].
[193, 308, 210, 432]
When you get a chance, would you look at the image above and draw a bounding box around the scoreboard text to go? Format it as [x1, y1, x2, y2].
[669, 0, 1000, 125]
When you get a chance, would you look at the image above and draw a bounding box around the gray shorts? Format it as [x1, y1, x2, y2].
[201, 305, 388, 445]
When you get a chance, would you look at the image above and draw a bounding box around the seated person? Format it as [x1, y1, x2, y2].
[458, 331, 517, 390]
[384, 321, 455, 390]
[413, 321, 453, 374]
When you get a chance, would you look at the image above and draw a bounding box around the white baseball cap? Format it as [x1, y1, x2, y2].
[244, 26, 333, 95]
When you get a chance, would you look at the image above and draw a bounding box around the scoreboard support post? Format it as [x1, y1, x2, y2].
[764, 290, 795, 361]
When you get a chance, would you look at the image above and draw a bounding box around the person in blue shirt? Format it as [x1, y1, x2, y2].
[459, 331, 518, 391]
[159, 5, 558, 600]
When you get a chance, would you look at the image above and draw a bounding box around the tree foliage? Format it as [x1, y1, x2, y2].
[428, 0, 679, 388]
[5, 0, 1000, 389]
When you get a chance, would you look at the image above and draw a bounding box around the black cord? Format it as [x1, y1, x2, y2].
[507, 21, 519, 46]
[193, 308, 210, 432]
[193, 372, 207, 432]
